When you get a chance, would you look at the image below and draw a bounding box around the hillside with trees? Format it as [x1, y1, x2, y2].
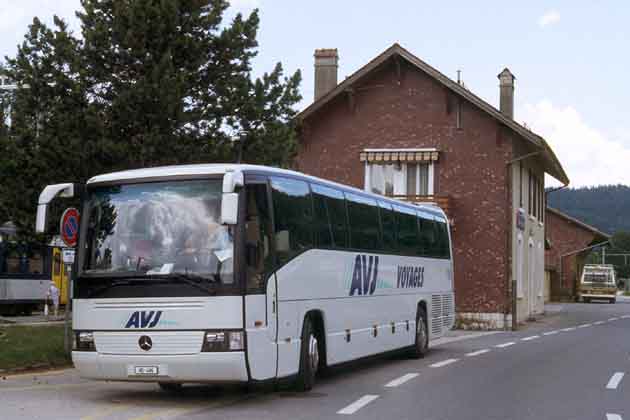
[547, 184, 630, 235]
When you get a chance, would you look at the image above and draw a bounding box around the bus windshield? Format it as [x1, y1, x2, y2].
[80, 179, 234, 295]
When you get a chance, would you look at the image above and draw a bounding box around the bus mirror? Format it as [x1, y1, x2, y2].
[223, 171, 244, 193]
[35, 183, 76, 233]
[221, 193, 239, 225]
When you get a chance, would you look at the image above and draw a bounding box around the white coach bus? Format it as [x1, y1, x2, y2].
[35, 164, 454, 391]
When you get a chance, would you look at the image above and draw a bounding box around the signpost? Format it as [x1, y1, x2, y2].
[60, 208, 80, 248]
[59, 208, 79, 354]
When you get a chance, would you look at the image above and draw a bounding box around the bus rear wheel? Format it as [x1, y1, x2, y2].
[409, 307, 428, 359]
[295, 317, 319, 392]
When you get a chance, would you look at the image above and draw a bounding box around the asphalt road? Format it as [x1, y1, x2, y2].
[1, 298, 629, 420]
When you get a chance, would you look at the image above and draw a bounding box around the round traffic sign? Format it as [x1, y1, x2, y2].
[60, 208, 80, 248]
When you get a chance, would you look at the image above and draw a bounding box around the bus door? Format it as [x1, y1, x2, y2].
[51, 247, 69, 305]
[244, 178, 278, 379]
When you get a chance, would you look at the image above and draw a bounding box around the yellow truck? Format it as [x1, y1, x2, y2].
[578, 264, 617, 304]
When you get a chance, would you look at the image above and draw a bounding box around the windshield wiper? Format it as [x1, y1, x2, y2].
[156, 273, 218, 295]
[85, 276, 147, 298]
[84, 273, 218, 297]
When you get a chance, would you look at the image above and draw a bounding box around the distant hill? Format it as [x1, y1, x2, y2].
[547, 185, 630, 235]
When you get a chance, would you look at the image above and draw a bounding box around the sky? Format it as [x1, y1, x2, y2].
[1, 0, 629, 188]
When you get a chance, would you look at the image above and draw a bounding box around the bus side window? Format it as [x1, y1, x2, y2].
[245, 183, 273, 292]
[396, 206, 419, 256]
[346, 193, 380, 251]
[420, 218, 438, 258]
[378, 201, 397, 253]
[312, 190, 333, 248]
[311, 184, 348, 249]
[436, 220, 451, 259]
[270, 177, 314, 265]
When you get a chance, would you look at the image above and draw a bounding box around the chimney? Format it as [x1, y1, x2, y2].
[498, 68, 515, 119]
[314, 49, 338, 101]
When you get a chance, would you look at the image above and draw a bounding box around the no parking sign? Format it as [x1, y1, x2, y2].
[60, 208, 80, 248]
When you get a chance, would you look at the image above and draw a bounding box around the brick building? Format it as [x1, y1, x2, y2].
[544, 207, 610, 301]
[295, 44, 569, 329]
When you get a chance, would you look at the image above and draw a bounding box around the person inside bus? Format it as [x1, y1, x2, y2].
[174, 230, 206, 272]
[174, 222, 232, 282]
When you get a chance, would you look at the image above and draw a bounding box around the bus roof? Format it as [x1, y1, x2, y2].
[87, 163, 447, 220]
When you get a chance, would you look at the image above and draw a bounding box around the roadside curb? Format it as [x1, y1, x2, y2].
[0, 364, 73, 378]
[0, 321, 65, 327]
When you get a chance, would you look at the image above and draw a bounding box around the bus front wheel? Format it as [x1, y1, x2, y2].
[295, 317, 319, 392]
[409, 307, 429, 359]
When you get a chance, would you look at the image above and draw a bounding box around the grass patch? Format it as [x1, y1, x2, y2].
[0, 325, 71, 370]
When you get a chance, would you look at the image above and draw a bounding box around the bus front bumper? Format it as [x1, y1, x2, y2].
[72, 351, 249, 383]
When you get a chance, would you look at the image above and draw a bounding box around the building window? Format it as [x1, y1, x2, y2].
[366, 162, 432, 197]
[519, 162, 523, 208]
[528, 170, 532, 216]
[456, 100, 462, 129]
[516, 233, 524, 298]
[539, 178, 545, 223]
[541, 189, 545, 223]
[532, 175, 538, 219]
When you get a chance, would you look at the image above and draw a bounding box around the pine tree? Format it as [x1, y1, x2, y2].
[2, 17, 100, 236]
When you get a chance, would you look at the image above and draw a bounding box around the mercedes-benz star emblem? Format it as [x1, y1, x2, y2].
[138, 335, 153, 351]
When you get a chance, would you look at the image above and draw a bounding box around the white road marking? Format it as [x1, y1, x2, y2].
[621, 315, 630, 319]
[542, 330, 559, 336]
[606, 372, 625, 390]
[606, 414, 623, 420]
[609, 317, 619, 321]
[432, 331, 502, 347]
[429, 358, 459, 368]
[561, 327, 576, 332]
[578, 323, 592, 328]
[465, 349, 491, 357]
[495, 341, 516, 348]
[384, 373, 419, 388]
[337, 395, 380, 415]
[594, 321, 606, 325]
[521, 335, 540, 341]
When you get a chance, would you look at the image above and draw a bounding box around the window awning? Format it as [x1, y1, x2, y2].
[359, 149, 439, 163]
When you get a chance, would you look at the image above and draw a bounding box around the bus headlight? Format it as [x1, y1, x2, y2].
[202, 331, 244, 352]
[74, 331, 95, 352]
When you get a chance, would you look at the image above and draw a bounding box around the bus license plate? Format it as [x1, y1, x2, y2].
[134, 366, 159, 375]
